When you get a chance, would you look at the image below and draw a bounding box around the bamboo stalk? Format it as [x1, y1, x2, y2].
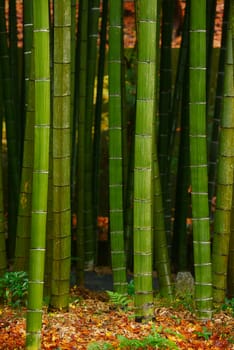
[15, 0, 34, 272]
[208, 0, 229, 205]
[134, 0, 159, 321]
[189, 0, 213, 320]
[26, 0, 50, 347]
[75, 0, 88, 284]
[84, 0, 100, 271]
[158, 0, 174, 250]
[212, 10, 234, 304]
[109, 0, 127, 294]
[50, 0, 71, 310]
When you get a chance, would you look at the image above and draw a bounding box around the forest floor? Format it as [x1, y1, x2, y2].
[0, 285, 234, 349]
[1, 1, 232, 349]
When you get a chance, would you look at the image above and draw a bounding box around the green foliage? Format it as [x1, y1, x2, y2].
[194, 326, 212, 340]
[127, 279, 135, 296]
[154, 290, 195, 313]
[106, 290, 130, 309]
[87, 342, 114, 350]
[227, 331, 234, 345]
[173, 293, 195, 313]
[222, 298, 234, 316]
[117, 326, 179, 349]
[87, 326, 179, 350]
[0, 271, 28, 307]
[161, 326, 185, 340]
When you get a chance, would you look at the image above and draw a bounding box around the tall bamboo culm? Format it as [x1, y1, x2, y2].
[158, 0, 174, 251]
[50, 0, 71, 310]
[84, 0, 100, 270]
[229, 0, 234, 299]
[152, 0, 173, 299]
[189, 0, 212, 320]
[15, 0, 34, 271]
[133, 0, 158, 321]
[109, 0, 127, 294]
[212, 6, 234, 304]
[26, 0, 50, 348]
[228, 186, 234, 297]
[75, 0, 88, 284]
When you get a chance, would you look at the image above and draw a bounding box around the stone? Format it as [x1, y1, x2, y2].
[175, 271, 194, 296]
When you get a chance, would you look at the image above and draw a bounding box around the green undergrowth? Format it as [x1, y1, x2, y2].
[221, 297, 234, 317]
[106, 290, 132, 310]
[106, 283, 196, 314]
[105, 287, 233, 322]
[154, 291, 195, 313]
[0, 271, 28, 307]
[194, 326, 212, 340]
[88, 325, 180, 350]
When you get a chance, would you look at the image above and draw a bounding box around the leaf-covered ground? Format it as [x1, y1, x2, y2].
[0, 286, 233, 350]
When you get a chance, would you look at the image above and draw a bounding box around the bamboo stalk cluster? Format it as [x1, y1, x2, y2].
[0, 0, 233, 348]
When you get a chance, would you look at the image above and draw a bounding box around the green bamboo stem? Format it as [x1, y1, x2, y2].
[15, 0, 34, 272]
[122, 6, 137, 271]
[151, 0, 173, 299]
[172, 71, 190, 272]
[206, 0, 217, 92]
[50, 0, 71, 310]
[168, 2, 189, 208]
[93, 0, 108, 243]
[153, 148, 173, 298]
[22, 0, 34, 111]
[75, 0, 88, 284]
[158, 0, 174, 155]
[124, 57, 136, 269]
[45, 4, 56, 298]
[232, 0, 234, 57]
[44, 145, 53, 298]
[26, 0, 50, 347]
[208, 0, 229, 205]
[158, 0, 174, 240]
[122, 6, 136, 224]
[70, 0, 77, 133]
[170, 5, 190, 272]
[124, 138, 135, 271]
[228, 0, 234, 299]
[70, 0, 78, 216]
[189, 0, 213, 320]
[109, 0, 127, 294]
[83, 0, 100, 270]
[228, 186, 234, 297]
[133, 0, 158, 321]
[14, 80, 34, 271]
[212, 13, 234, 304]
[9, 0, 21, 154]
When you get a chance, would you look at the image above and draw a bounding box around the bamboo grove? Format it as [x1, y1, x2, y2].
[0, 0, 233, 348]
